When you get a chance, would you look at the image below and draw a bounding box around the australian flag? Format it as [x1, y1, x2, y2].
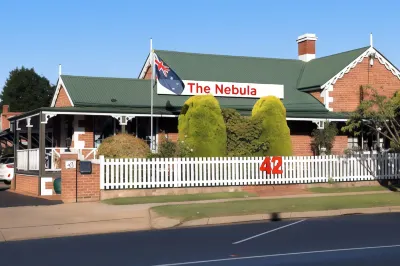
[153, 54, 185, 95]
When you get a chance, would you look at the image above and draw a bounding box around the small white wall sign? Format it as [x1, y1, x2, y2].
[65, 160, 76, 169]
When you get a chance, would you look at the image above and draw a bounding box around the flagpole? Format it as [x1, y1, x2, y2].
[150, 38, 154, 152]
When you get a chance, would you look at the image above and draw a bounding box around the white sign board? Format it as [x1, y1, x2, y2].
[65, 160, 76, 169]
[157, 80, 284, 99]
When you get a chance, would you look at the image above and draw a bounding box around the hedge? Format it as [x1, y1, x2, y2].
[251, 96, 292, 156]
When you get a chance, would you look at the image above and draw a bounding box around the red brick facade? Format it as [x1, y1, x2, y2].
[331, 136, 348, 155]
[78, 116, 94, 148]
[55, 86, 73, 107]
[15, 174, 39, 196]
[310, 91, 324, 104]
[291, 135, 313, 156]
[329, 57, 400, 112]
[61, 153, 100, 203]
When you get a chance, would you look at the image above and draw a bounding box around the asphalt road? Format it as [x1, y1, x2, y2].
[0, 182, 62, 208]
[1, 212, 400, 265]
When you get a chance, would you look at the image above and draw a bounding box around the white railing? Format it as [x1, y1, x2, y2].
[45, 148, 97, 171]
[99, 154, 400, 190]
[16, 148, 97, 172]
[16, 149, 39, 171]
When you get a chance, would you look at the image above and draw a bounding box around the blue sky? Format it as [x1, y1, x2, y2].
[1, 0, 399, 90]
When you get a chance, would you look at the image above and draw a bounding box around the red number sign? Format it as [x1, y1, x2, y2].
[260, 156, 283, 174]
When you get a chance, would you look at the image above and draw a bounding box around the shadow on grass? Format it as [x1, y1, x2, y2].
[378, 179, 400, 192]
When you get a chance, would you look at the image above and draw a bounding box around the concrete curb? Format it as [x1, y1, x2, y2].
[178, 206, 400, 228]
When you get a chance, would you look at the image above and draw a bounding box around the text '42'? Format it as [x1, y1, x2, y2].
[259, 157, 283, 174]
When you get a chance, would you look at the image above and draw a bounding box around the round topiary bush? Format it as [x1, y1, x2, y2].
[251, 96, 292, 156]
[97, 133, 150, 158]
[178, 95, 227, 157]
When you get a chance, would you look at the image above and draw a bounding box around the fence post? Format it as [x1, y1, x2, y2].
[173, 157, 178, 187]
[99, 155, 104, 190]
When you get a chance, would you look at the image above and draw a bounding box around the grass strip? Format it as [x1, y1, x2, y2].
[152, 193, 400, 221]
[308, 186, 389, 193]
[102, 192, 257, 205]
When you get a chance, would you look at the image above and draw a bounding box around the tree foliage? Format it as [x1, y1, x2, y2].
[222, 108, 268, 156]
[311, 121, 338, 155]
[97, 133, 150, 158]
[251, 96, 292, 156]
[148, 134, 193, 158]
[1, 67, 55, 111]
[178, 95, 227, 157]
[342, 86, 400, 151]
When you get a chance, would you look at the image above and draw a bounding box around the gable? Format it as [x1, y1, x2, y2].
[50, 77, 74, 107]
[297, 47, 370, 90]
[55, 86, 73, 107]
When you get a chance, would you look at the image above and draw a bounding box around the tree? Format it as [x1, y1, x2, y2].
[342, 85, 400, 152]
[311, 121, 338, 155]
[251, 96, 292, 156]
[222, 108, 268, 156]
[178, 95, 226, 157]
[1, 67, 56, 111]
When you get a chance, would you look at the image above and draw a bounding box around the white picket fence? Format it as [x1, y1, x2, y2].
[99, 153, 400, 190]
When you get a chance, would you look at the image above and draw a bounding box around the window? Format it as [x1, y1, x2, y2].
[347, 137, 359, 149]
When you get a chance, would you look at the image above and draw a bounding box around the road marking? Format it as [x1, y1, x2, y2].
[152, 244, 400, 266]
[232, 219, 306, 244]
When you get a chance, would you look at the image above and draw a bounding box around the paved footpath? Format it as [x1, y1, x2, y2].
[1, 190, 399, 242]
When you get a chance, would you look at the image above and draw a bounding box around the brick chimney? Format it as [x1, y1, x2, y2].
[2, 105, 9, 114]
[297, 33, 317, 62]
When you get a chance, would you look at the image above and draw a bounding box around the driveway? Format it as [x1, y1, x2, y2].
[0, 182, 63, 208]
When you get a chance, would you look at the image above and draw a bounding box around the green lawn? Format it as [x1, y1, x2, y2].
[152, 193, 400, 221]
[309, 185, 399, 193]
[102, 192, 257, 205]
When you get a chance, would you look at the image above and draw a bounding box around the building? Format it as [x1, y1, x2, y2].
[0, 105, 22, 155]
[8, 33, 400, 196]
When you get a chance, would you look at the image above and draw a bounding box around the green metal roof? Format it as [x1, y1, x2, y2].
[61, 74, 327, 114]
[43, 46, 374, 121]
[297, 46, 369, 90]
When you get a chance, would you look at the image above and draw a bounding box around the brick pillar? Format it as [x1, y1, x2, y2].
[61, 152, 79, 203]
[61, 152, 100, 203]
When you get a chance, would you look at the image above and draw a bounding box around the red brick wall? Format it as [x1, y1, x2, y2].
[310, 91, 324, 104]
[15, 174, 39, 196]
[143, 66, 152, 80]
[331, 135, 348, 155]
[61, 153, 100, 203]
[1, 105, 22, 131]
[55, 86, 73, 107]
[291, 135, 313, 156]
[330, 57, 400, 112]
[79, 116, 94, 148]
[77, 162, 100, 202]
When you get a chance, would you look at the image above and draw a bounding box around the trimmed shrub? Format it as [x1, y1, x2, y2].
[97, 133, 150, 158]
[178, 95, 227, 157]
[251, 96, 292, 156]
[222, 108, 268, 156]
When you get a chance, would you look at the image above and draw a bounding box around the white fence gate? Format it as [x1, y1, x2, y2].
[99, 154, 400, 190]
